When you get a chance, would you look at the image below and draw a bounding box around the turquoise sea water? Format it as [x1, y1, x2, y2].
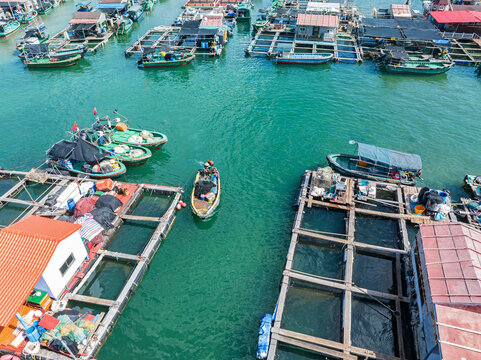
[1, 0, 481, 358]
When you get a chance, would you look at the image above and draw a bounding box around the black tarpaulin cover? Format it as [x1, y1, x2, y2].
[70, 138, 107, 163]
[48, 140, 77, 159]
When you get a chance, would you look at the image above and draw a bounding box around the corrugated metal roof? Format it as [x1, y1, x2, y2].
[0, 216, 81, 327]
[429, 10, 481, 23]
[391, 4, 411, 18]
[70, 11, 103, 24]
[296, 13, 339, 28]
[418, 223, 481, 359]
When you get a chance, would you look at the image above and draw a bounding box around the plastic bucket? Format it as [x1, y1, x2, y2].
[410, 194, 418, 204]
[25, 326, 40, 342]
[414, 205, 425, 215]
[438, 192, 448, 204]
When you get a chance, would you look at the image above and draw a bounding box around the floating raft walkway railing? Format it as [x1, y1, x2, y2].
[48, 27, 114, 53]
[0, 168, 183, 360]
[267, 169, 454, 360]
[125, 26, 182, 56]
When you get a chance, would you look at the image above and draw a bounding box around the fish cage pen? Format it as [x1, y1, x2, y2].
[0, 168, 183, 360]
[266, 168, 456, 360]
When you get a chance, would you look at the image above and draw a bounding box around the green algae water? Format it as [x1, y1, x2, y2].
[1, 0, 481, 358]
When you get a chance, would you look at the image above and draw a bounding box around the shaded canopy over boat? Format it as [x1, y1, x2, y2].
[48, 139, 107, 162]
[355, 142, 422, 172]
[385, 45, 410, 61]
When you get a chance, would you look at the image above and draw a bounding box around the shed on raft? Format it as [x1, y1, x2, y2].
[409, 222, 481, 360]
[0, 216, 87, 305]
[295, 13, 339, 42]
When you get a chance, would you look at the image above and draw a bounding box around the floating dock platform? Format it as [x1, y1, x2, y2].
[266, 167, 455, 360]
[0, 168, 183, 360]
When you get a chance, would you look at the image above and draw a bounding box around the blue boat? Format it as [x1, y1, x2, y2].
[256, 314, 272, 359]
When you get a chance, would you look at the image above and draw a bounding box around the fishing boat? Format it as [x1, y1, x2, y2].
[24, 54, 81, 68]
[275, 52, 333, 65]
[16, 22, 49, 50]
[92, 110, 168, 149]
[380, 46, 453, 75]
[326, 141, 423, 186]
[252, 11, 268, 30]
[464, 175, 481, 200]
[137, 47, 195, 68]
[127, 5, 143, 22]
[21, 44, 82, 68]
[77, 128, 152, 165]
[115, 15, 133, 35]
[18, 10, 38, 24]
[140, 0, 153, 12]
[47, 139, 127, 179]
[191, 161, 220, 219]
[76, 2, 92, 11]
[237, 0, 253, 22]
[19, 43, 87, 60]
[37, 1, 53, 15]
[0, 19, 21, 38]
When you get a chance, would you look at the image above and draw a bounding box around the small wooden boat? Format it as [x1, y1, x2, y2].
[47, 139, 127, 179]
[78, 128, 152, 165]
[24, 54, 81, 68]
[137, 47, 195, 68]
[115, 16, 133, 35]
[38, 2, 53, 15]
[92, 111, 168, 149]
[275, 52, 333, 65]
[0, 20, 21, 38]
[127, 5, 143, 22]
[380, 46, 453, 75]
[237, 1, 253, 22]
[18, 11, 38, 24]
[327, 141, 423, 186]
[464, 175, 481, 200]
[191, 162, 220, 219]
[76, 2, 92, 11]
[16, 23, 49, 50]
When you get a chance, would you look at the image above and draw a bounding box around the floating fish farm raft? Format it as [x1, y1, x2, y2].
[266, 167, 458, 360]
[0, 168, 183, 360]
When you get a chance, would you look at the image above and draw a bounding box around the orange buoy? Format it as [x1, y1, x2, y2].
[208, 160, 214, 166]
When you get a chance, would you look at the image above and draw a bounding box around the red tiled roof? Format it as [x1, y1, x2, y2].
[418, 223, 481, 359]
[429, 10, 481, 23]
[297, 13, 339, 28]
[0, 216, 81, 327]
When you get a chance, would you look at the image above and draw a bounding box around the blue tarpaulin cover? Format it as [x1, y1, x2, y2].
[356, 143, 422, 172]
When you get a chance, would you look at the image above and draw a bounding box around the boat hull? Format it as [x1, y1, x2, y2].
[109, 127, 168, 149]
[48, 160, 127, 179]
[19, 12, 39, 24]
[139, 55, 195, 68]
[382, 63, 452, 75]
[191, 169, 221, 219]
[326, 153, 417, 186]
[24, 54, 81, 68]
[276, 54, 333, 65]
[0, 22, 21, 38]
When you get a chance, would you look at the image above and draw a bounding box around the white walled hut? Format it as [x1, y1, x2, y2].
[0, 215, 87, 301]
[296, 13, 339, 41]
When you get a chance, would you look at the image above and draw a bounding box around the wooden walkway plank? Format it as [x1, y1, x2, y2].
[67, 294, 116, 307]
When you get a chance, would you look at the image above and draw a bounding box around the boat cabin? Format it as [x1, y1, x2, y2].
[295, 13, 339, 42]
[409, 222, 481, 360]
[69, 10, 108, 38]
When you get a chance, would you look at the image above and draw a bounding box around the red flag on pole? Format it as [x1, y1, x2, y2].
[72, 121, 78, 132]
[93, 107, 97, 116]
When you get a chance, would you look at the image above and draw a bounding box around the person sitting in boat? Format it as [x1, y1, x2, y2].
[97, 131, 111, 146]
